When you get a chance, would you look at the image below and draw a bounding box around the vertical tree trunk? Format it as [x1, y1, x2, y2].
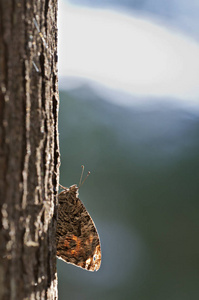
[0, 0, 59, 299]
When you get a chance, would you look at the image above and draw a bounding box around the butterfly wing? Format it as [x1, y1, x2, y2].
[56, 185, 101, 271]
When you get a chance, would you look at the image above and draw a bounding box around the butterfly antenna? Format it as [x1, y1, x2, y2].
[79, 165, 85, 187]
[79, 165, 90, 188]
[81, 171, 90, 187]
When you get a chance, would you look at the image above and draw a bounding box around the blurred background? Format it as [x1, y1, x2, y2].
[57, 0, 199, 299]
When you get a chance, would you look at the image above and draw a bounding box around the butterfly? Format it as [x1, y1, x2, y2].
[56, 166, 101, 271]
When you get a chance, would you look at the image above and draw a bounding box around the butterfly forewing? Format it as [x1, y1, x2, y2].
[56, 184, 101, 271]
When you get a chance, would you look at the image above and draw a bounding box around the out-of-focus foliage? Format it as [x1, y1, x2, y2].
[58, 89, 199, 300]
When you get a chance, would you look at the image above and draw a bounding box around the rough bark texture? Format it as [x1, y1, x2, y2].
[0, 0, 59, 299]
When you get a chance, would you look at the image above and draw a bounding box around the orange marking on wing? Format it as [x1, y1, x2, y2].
[73, 237, 82, 257]
[71, 235, 78, 242]
[64, 239, 70, 248]
[64, 235, 83, 258]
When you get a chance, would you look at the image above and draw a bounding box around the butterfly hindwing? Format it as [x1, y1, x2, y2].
[56, 184, 101, 271]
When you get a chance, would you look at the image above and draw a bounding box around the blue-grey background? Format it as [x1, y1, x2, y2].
[57, 1, 199, 299]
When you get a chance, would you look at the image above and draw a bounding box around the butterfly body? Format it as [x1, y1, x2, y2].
[56, 184, 101, 271]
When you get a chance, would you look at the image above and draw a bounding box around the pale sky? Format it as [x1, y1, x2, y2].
[58, 0, 199, 107]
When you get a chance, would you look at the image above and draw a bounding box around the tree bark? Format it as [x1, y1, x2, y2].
[0, 0, 59, 299]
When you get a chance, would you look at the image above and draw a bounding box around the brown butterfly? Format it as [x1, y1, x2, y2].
[56, 166, 101, 271]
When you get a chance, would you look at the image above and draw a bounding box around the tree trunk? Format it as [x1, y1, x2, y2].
[0, 0, 59, 299]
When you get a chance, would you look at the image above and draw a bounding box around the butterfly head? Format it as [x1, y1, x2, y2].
[69, 184, 79, 197]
